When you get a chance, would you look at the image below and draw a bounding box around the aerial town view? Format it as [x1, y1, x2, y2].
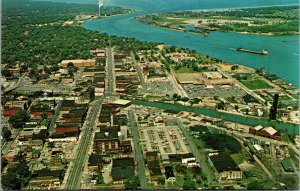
[1, 0, 299, 190]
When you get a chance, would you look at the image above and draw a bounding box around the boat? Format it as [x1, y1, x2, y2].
[236, 47, 269, 55]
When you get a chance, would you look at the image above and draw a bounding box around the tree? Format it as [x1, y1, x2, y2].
[2, 126, 12, 141]
[8, 110, 30, 128]
[182, 179, 196, 190]
[40, 112, 48, 120]
[1, 157, 8, 171]
[97, 173, 104, 184]
[234, 105, 239, 110]
[175, 164, 187, 174]
[124, 176, 140, 190]
[181, 97, 189, 102]
[247, 181, 264, 190]
[2, 69, 12, 77]
[89, 87, 95, 101]
[173, 93, 178, 99]
[1, 172, 22, 190]
[157, 176, 165, 186]
[216, 101, 225, 110]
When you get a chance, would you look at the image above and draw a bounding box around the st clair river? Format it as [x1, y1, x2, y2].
[40, 0, 299, 86]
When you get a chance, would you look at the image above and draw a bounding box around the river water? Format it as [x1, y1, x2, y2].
[40, 0, 299, 86]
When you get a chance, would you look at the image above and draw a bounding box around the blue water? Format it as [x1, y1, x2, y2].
[40, 0, 299, 86]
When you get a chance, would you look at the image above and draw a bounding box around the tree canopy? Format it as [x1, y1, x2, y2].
[8, 110, 30, 128]
[124, 176, 141, 190]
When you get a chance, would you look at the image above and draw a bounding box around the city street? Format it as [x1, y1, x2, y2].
[128, 110, 152, 190]
[64, 98, 103, 189]
[105, 47, 116, 95]
[131, 51, 147, 89]
[177, 120, 220, 187]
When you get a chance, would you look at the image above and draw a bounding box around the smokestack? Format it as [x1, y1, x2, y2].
[98, 0, 103, 16]
[269, 93, 279, 120]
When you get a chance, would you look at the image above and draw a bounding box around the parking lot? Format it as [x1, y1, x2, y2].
[141, 80, 176, 96]
[139, 126, 190, 155]
[183, 84, 246, 98]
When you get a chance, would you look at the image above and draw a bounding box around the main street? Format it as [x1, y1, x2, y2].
[105, 47, 116, 95]
[64, 98, 103, 189]
[128, 110, 152, 190]
[131, 51, 147, 89]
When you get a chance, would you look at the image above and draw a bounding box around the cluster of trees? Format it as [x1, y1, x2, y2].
[2, 0, 157, 79]
[208, 20, 298, 35]
[2, 126, 12, 141]
[1, 151, 31, 190]
[152, 6, 298, 35]
[124, 176, 141, 190]
[159, 6, 299, 20]
[8, 110, 30, 128]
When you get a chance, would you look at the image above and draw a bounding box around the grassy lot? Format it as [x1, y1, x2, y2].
[192, 137, 205, 149]
[201, 133, 242, 154]
[231, 152, 245, 165]
[225, 96, 238, 103]
[240, 79, 271, 90]
[158, 17, 186, 24]
[173, 66, 198, 73]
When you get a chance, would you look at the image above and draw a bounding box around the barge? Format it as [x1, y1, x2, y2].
[236, 47, 269, 55]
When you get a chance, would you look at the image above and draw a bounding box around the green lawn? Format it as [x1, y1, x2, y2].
[231, 152, 245, 165]
[158, 17, 186, 24]
[225, 96, 238, 103]
[173, 66, 198, 73]
[240, 79, 271, 90]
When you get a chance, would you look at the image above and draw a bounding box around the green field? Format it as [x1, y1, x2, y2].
[157, 17, 186, 24]
[201, 133, 242, 154]
[172, 66, 198, 73]
[225, 96, 238, 103]
[240, 79, 271, 90]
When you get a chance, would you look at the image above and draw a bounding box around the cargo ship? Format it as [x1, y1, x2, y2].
[236, 47, 269, 55]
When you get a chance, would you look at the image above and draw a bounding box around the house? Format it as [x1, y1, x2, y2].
[28, 169, 64, 189]
[93, 131, 120, 154]
[111, 157, 135, 184]
[88, 153, 102, 171]
[30, 103, 54, 117]
[2, 107, 21, 117]
[208, 152, 242, 182]
[249, 125, 281, 140]
[55, 123, 80, 136]
[59, 59, 96, 68]
[165, 166, 175, 182]
[146, 151, 160, 161]
[61, 100, 76, 110]
[148, 160, 162, 180]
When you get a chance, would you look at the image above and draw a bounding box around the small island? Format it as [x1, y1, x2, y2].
[136, 6, 299, 36]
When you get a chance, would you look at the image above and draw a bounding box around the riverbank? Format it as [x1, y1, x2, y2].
[137, 5, 299, 36]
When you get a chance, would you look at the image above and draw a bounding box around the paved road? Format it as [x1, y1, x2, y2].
[2, 128, 22, 156]
[131, 51, 146, 89]
[128, 110, 151, 190]
[3, 72, 27, 93]
[105, 47, 116, 95]
[64, 98, 103, 189]
[177, 120, 219, 187]
[48, 101, 62, 135]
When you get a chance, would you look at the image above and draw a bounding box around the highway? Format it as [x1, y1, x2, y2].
[105, 47, 116, 95]
[64, 98, 103, 189]
[128, 110, 152, 190]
